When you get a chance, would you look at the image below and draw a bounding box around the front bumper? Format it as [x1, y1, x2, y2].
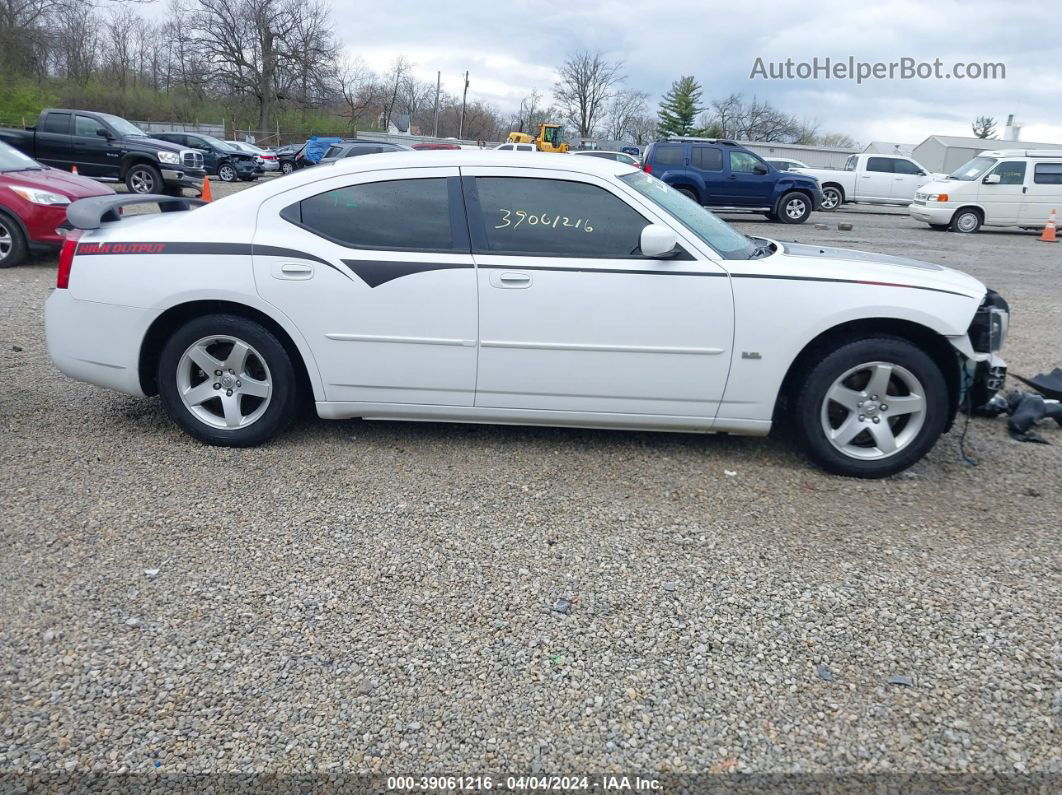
[161, 168, 208, 189]
[909, 202, 955, 225]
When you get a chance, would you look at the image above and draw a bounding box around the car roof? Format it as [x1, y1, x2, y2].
[573, 150, 633, 156]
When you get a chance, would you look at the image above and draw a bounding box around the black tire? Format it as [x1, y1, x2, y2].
[792, 336, 949, 478]
[157, 314, 301, 447]
[819, 185, 844, 211]
[776, 191, 813, 224]
[676, 187, 699, 203]
[217, 162, 238, 182]
[929, 223, 949, 231]
[280, 161, 294, 175]
[0, 212, 28, 268]
[949, 208, 982, 233]
[125, 163, 163, 194]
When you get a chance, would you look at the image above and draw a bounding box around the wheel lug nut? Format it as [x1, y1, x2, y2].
[858, 414, 865, 421]
[214, 370, 222, 376]
[236, 381, 242, 387]
[213, 383, 220, 390]
[872, 417, 880, 424]
[226, 389, 233, 396]
[881, 404, 888, 411]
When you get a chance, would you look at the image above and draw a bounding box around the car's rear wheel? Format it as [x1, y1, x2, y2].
[676, 187, 698, 203]
[0, 213, 28, 268]
[217, 162, 238, 182]
[158, 314, 300, 447]
[126, 163, 163, 194]
[819, 186, 843, 211]
[949, 208, 982, 233]
[793, 337, 948, 477]
[280, 161, 294, 175]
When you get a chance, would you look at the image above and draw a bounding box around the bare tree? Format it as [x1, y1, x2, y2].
[336, 55, 377, 130]
[379, 55, 411, 129]
[552, 50, 625, 138]
[604, 88, 648, 142]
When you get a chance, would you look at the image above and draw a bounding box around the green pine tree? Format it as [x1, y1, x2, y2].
[657, 76, 704, 138]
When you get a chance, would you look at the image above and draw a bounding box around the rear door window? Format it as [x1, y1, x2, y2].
[652, 145, 684, 166]
[1033, 163, 1062, 184]
[41, 113, 71, 134]
[691, 146, 722, 170]
[286, 178, 456, 252]
[474, 177, 648, 258]
[866, 157, 895, 173]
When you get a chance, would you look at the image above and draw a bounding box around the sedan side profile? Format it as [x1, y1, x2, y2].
[48, 152, 1008, 477]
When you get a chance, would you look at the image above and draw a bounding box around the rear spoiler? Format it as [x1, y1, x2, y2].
[66, 194, 207, 230]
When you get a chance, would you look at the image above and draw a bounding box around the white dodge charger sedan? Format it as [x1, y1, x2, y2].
[47, 151, 1008, 477]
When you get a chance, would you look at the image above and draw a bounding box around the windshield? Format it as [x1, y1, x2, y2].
[197, 134, 234, 150]
[0, 141, 43, 171]
[620, 171, 756, 259]
[97, 114, 146, 137]
[949, 156, 997, 180]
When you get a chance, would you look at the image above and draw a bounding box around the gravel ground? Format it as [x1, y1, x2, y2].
[1, 180, 1060, 784]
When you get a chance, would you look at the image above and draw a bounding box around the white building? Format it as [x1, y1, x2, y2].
[912, 134, 1062, 174]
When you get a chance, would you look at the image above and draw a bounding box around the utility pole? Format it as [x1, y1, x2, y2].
[458, 71, 469, 140]
[432, 71, 441, 138]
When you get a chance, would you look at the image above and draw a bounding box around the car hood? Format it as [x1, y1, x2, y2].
[770, 241, 985, 299]
[1, 167, 114, 199]
[915, 179, 962, 195]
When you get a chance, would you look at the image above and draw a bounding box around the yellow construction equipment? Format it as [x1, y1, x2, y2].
[506, 123, 569, 153]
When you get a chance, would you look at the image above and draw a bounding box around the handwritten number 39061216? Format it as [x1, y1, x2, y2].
[495, 210, 593, 232]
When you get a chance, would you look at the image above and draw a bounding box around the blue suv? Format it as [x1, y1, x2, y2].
[642, 138, 822, 224]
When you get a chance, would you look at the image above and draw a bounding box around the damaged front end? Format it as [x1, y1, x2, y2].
[955, 289, 1009, 410]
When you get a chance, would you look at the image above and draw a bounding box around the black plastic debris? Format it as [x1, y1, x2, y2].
[1012, 368, 1062, 401]
[1005, 391, 1062, 443]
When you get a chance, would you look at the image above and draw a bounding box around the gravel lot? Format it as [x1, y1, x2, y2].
[1, 178, 1060, 784]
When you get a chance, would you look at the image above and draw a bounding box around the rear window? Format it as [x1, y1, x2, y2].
[287, 178, 455, 251]
[866, 157, 894, 173]
[324, 145, 342, 158]
[1034, 163, 1062, 184]
[651, 145, 684, 166]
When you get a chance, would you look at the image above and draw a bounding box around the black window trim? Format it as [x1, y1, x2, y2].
[280, 174, 470, 254]
[461, 174, 693, 261]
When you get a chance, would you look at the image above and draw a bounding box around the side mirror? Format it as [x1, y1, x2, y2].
[754, 164, 769, 175]
[983, 174, 1001, 184]
[640, 224, 680, 259]
[917, 170, 926, 176]
[96, 129, 112, 139]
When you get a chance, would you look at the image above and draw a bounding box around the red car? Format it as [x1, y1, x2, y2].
[0, 141, 114, 268]
[411, 142, 462, 150]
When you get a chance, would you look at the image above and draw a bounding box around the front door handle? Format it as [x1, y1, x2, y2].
[489, 271, 532, 289]
[273, 262, 314, 280]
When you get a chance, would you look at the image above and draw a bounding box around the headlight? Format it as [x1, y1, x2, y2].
[10, 187, 70, 205]
[157, 151, 181, 165]
[924, 193, 950, 202]
[968, 290, 1009, 352]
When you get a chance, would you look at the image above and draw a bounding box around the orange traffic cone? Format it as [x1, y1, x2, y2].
[200, 176, 213, 202]
[71, 164, 78, 175]
[1040, 208, 1057, 242]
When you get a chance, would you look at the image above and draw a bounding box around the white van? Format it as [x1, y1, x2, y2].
[909, 149, 1062, 233]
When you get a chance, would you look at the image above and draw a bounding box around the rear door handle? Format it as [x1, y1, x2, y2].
[273, 262, 314, 280]
[489, 271, 532, 289]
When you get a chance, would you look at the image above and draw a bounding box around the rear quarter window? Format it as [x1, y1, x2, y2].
[284, 178, 456, 252]
[41, 113, 71, 134]
[651, 145, 684, 166]
[1033, 163, 1062, 184]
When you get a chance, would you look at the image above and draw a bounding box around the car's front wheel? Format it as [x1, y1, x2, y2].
[157, 314, 300, 447]
[280, 161, 295, 175]
[777, 191, 813, 224]
[126, 163, 162, 194]
[793, 337, 948, 477]
[949, 208, 982, 233]
[0, 212, 28, 268]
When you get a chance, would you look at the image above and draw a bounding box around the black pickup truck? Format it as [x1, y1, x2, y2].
[0, 109, 207, 195]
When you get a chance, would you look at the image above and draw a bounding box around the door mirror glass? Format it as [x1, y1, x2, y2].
[753, 164, 768, 175]
[983, 173, 1002, 184]
[95, 128, 111, 139]
[640, 224, 679, 258]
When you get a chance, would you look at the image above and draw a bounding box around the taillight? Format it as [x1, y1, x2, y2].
[57, 229, 83, 289]
[643, 163, 652, 174]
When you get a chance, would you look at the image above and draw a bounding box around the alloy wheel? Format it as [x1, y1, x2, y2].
[176, 335, 272, 429]
[0, 223, 11, 260]
[820, 361, 927, 460]
[785, 197, 808, 219]
[821, 189, 841, 210]
[129, 170, 154, 193]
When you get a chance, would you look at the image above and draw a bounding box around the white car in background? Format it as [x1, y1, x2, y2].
[910, 149, 1062, 233]
[47, 151, 1008, 477]
[766, 158, 809, 171]
[573, 150, 641, 167]
[794, 153, 944, 210]
[225, 141, 280, 172]
[494, 142, 536, 152]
